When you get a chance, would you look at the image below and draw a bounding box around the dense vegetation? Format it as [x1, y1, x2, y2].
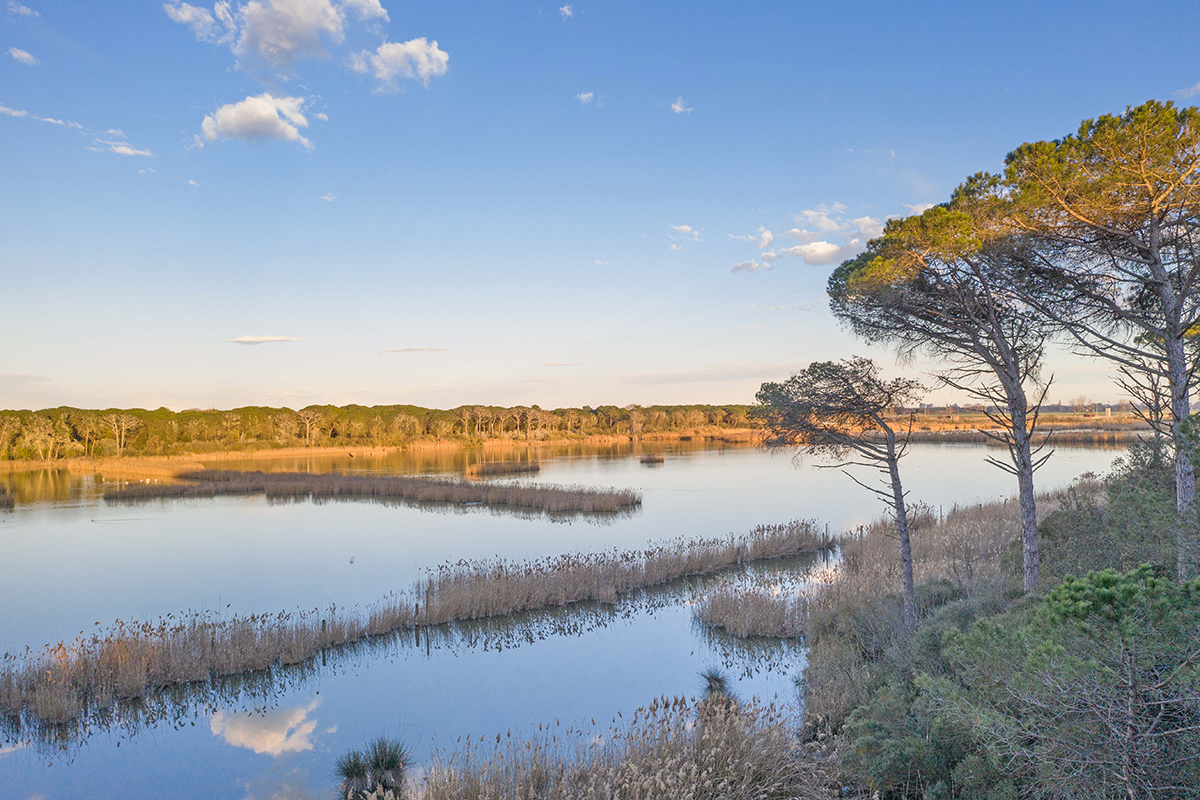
[0, 403, 755, 461]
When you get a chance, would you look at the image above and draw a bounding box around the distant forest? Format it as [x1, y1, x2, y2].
[0, 404, 757, 461]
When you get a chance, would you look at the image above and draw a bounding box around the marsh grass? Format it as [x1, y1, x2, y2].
[103, 469, 637, 513]
[696, 579, 808, 639]
[464, 461, 541, 477]
[1, 520, 830, 728]
[416, 695, 835, 800]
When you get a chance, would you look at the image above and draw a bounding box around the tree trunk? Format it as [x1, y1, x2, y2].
[1165, 334, 1197, 580]
[886, 446, 917, 628]
[1009, 401, 1040, 593]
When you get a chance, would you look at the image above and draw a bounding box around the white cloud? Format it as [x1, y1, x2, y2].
[670, 96, 692, 115]
[165, 0, 390, 70]
[732, 260, 769, 273]
[779, 239, 863, 266]
[559, 4, 573, 19]
[850, 215, 884, 239]
[383, 346, 448, 352]
[594, 260, 607, 265]
[8, 47, 38, 66]
[314, 111, 328, 121]
[7, 2, 38, 16]
[1176, 81, 1200, 99]
[669, 224, 700, 240]
[669, 243, 682, 251]
[761, 250, 780, 263]
[189, 179, 200, 186]
[94, 139, 154, 156]
[229, 335, 302, 344]
[903, 202, 936, 215]
[0, 104, 28, 118]
[352, 37, 448, 92]
[321, 193, 335, 201]
[163, 1, 236, 44]
[575, 91, 593, 104]
[201, 92, 313, 150]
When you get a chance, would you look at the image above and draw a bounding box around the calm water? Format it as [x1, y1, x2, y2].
[0, 441, 1122, 799]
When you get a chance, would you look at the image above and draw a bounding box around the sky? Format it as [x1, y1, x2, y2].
[2, 0, 1198, 412]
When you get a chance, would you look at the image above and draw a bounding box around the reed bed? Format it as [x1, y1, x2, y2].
[103, 469, 637, 513]
[0, 520, 830, 727]
[415, 696, 835, 800]
[464, 461, 541, 477]
[0, 482, 13, 509]
[640, 453, 666, 464]
[695, 578, 808, 639]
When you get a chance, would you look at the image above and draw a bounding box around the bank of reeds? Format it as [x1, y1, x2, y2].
[906, 427, 1138, 445]
[0, 482, 12, 508]
[416, 696, 835, 800]
[464, 461, 540, 477]
[0, 520, 830, 727]
[103, 469, 636, 513]
[640, 454, 665, 464]
[696, 579, 808, 639]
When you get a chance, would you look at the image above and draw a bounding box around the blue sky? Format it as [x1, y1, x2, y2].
[2, 0, 1197, 410]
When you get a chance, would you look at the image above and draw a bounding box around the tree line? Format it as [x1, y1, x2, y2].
[0, 403, 755, 462]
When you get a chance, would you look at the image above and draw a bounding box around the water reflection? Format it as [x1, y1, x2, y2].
[1, 555, 816, 761]
[210, 699, 324, 756]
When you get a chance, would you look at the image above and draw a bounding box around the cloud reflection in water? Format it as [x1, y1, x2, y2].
[210, 699, 322, 756]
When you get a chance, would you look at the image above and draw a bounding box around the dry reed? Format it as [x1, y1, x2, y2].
[0, 521, 830, 727]
[416, 695, 836, 800]
[696, 579, 808, 639]
[464, 461, 541, 477]
[103, 469, 637, 513]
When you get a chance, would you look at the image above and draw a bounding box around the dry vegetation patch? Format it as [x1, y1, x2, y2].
[103, 469, 637, 514]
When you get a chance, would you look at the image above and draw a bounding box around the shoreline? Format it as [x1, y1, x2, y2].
[0, 429, 763, 478]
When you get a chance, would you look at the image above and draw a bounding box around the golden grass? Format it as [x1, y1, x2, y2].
[104, 469, 639, 514]
[0, 520, 830, 727]
[415, 695, 836, 800]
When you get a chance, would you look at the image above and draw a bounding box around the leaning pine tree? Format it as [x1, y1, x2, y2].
[755, 358, 924, 627]
[828, 195, 1053, 594]
[994, 101, 1200, 577]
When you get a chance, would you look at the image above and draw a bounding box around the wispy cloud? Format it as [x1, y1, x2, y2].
[92, 138, 153, 157]
[189, 179, 200, 186]
[669, 224, 700, 241]
[8, 47, 38, 66]
[575, 91, 594, 104]
[0, 103, 28, 118]
[670, 97, 692, 115]
[902, 202, 936, 215]
[6, 2, 38, 17]
[228, 335, 302, 345]
[1175, 81, 1200, 98]
[383, 346, 448, 353]
[732, 260, 769, 273]
[559, 4, 574, 20]
[321, 193, 336, 201]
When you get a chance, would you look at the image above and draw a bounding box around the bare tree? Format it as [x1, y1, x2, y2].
[755, 357, 925, 626]
[101, 413, 142, 455]
[71, 413, 101, 458]
[295, 409, 325, 447]
[829, 204, 1053, 593]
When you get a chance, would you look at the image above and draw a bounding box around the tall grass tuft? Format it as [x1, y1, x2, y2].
[1, 520, 831, 727]
[416, 696, 833, 799]
[337, 736, 413, 799]
[104, 469, 635, 513]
